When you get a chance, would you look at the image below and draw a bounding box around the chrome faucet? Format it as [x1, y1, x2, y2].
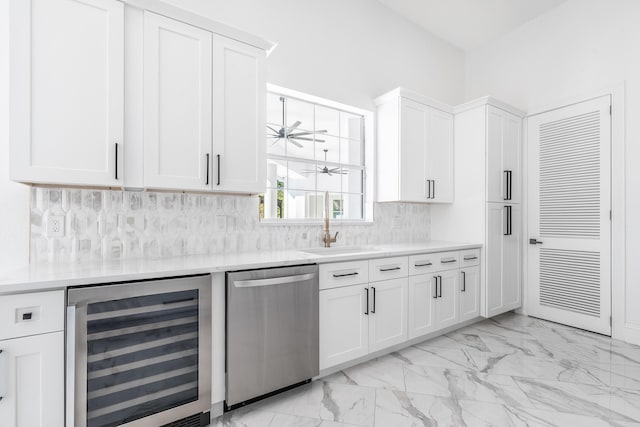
[322, 191, 338, 248]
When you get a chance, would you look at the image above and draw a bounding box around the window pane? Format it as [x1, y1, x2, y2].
[340, 138, 363, 166]
[267, 93, 284, 127]
[342, 194, 364, 220]
[287, 161, 316, 191]
[286, 98, 314, 131]
[266, 130, 286, 156]
[317, 167, 342, 193]
[315, 135, 339, 164]
[340, 112, 362, 141]
[315, 104, 339, 137]
[285, 190, 320, 219]
[263, 186, 285, 219]
[342, 168, 364, 194]
[286, 136, 314, 161]
[266, 158, 287, 189]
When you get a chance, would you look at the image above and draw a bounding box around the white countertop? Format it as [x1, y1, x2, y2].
[0, 241, 481, 295]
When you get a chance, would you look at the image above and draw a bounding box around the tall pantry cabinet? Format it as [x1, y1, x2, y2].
[431, 99, 524, 317]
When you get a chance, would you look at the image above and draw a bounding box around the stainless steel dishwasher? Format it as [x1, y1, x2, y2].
[226, 264, 319, 410]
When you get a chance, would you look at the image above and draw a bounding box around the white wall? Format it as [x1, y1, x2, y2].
[465, 0, 640, 342]
[0, 0, 30, 275]
[162, 0, 466, 109]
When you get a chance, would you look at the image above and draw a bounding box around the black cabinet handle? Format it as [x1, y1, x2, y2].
[371, 287, 376, 313]
[415, 262, 432, 267]
[529, 238, 543, 245]
[463, 256, 478, 261]
[365, 287, 369, 315]
[205, 154, 210, 185]
[438, 275, 442, 298]
[22, 312, 33, 320]
[441, 259, 457, 264]
[217, 154, 221, 186]
[504, 205, 512, 236]
[433, 277, 438, 299]
[426, 179, 431, 199]
[379, 266, 401, 272]
[461, 271, 466, 292]
[432, 180, 435, 199]
[508, 171, 513, 200]
[333, 272, 358, 278]
[114, 143, 119, 180]
[504, 170, 508, 200]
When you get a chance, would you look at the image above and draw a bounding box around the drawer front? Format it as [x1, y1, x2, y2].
[320, 260, 369, 290]
[0, 290, 65, 340]
[408, 253, 439, 276]
[460, 248, 481, 267]
[434, 251, 460, 271]
[369, 257, 409, 282]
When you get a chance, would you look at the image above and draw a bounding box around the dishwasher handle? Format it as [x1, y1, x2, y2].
[233, 273, 316, 288]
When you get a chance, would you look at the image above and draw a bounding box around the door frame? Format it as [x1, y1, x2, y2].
[521, 82, 629, 342]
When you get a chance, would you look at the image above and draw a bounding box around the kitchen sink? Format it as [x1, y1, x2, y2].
[301, 246, 382, 256]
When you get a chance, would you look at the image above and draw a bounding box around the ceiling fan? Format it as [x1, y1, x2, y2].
[267, 96, 328, 147]
[302, 149, 348, 176]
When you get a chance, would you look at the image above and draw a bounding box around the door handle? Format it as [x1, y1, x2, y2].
[415, 262, 432, 267]
[437, 275, 442, 298]
[365, 287, 369, 315]
[379, 266, 401, 272]
[529, 238, 543, 245]
[217, 154, 221, 186]
[333, 272, 359, 278]
[431, 180, 435, 199]
[371, 287, 376, 313]
[432, 276, 438, 299]
[205, 153, 210, 185]
[508, 171, 513, 200]
[461, 271, 466, 292]
[233, 273, 316, 288]
[503, 206, 512, 236]
[114, 143, 119, 180]
[426, 179, 431, 199]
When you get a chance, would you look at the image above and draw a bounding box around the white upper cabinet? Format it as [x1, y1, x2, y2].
[376, 89, 454, 203]
[142, 11, 213, 191]
[487, 105, 522, 204]
[213, 35, 266, 194]
[10, 0, 124, 187]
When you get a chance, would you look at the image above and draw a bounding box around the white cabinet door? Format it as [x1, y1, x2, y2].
[369, 278, 408, 353]
[460, 266, 480, 322]
[427, 108, 454, 203]
[486, 106, 521, 204]
[399, 98, 428, 202]
[0, 332, 64, 427]
[213, 35, 266, 194]
[434, 269, 459, 330]
[502, 204, 521, 310]
[408, 274, 437, 339]
[319, 284, 369, 370]
[143, 11, 213, 191]
[10, 0, 123, 187]
[485, 203, 505, 317]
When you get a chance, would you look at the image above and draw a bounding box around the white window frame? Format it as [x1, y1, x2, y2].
[260, 84, 375, 224]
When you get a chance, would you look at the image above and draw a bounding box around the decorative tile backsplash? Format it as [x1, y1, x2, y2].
[29, 187, 430, 264]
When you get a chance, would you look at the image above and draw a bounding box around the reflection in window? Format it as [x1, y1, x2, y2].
[261, 90, 366, 221]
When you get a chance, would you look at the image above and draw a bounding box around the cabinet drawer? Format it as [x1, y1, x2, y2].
[369, 257, 408, 282]
[460, 249, 480, 267]
[408, 253, 439, 276]
[433, 251, 460, 270]
[320, 260, 369, 290]
[0, 290, 64, 340]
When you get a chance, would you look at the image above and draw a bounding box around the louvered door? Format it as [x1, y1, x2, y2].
[527, 96, 611, 335]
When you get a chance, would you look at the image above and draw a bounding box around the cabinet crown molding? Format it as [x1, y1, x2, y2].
[374, 87, 454, 114]
[453, 96, 526, 117]
[123, 0, 276, 53]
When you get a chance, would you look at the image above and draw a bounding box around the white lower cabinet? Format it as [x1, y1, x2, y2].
[460, 266, 481, 322]
[0, 332, 65, 427]
[320, 250, 480, 370]
[319, 284, 369, 370]
[368, 278, 408, 353]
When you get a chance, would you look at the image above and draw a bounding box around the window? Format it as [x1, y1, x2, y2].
[260, 86, 370, 221]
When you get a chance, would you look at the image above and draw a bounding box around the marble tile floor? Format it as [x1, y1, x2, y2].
[213, 313, 640, 426]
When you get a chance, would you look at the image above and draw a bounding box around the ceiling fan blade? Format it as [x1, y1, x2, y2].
[287, 121, 302, 132]
[289, 139, 304, 148]
[315, 129, 328, 134]
[291, 136, 314, 142]
[267, 125, 281, 134]
[314, 138, 326, 143]
[289, 131, 314, 137]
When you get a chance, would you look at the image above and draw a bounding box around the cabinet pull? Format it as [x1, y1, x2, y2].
[205, 154, 210, 185]
[333, 272, 358, 278]
[365, 288, 369, 315]
[463, 256, 478, 261]
[438, 275, 442, 298]
[441, 259, 457, 264]
[217, 154, 221, 186]
[433, 277, 438, 299]
[426, 179, 431, 199]
[371, 287, 376, 313]
[503, 170, 508, 200]
[114, 143, 119, 180]
[508, 171, 513, 200]
[432, 180, 435, 199]
[504, 205, 512, 236]
[379, 266, 401, 272]
[461, 271, 466, 292]
[22, 312, 33, 320]
[415, 262, 432, 267]
[0, 349, 5, 401]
